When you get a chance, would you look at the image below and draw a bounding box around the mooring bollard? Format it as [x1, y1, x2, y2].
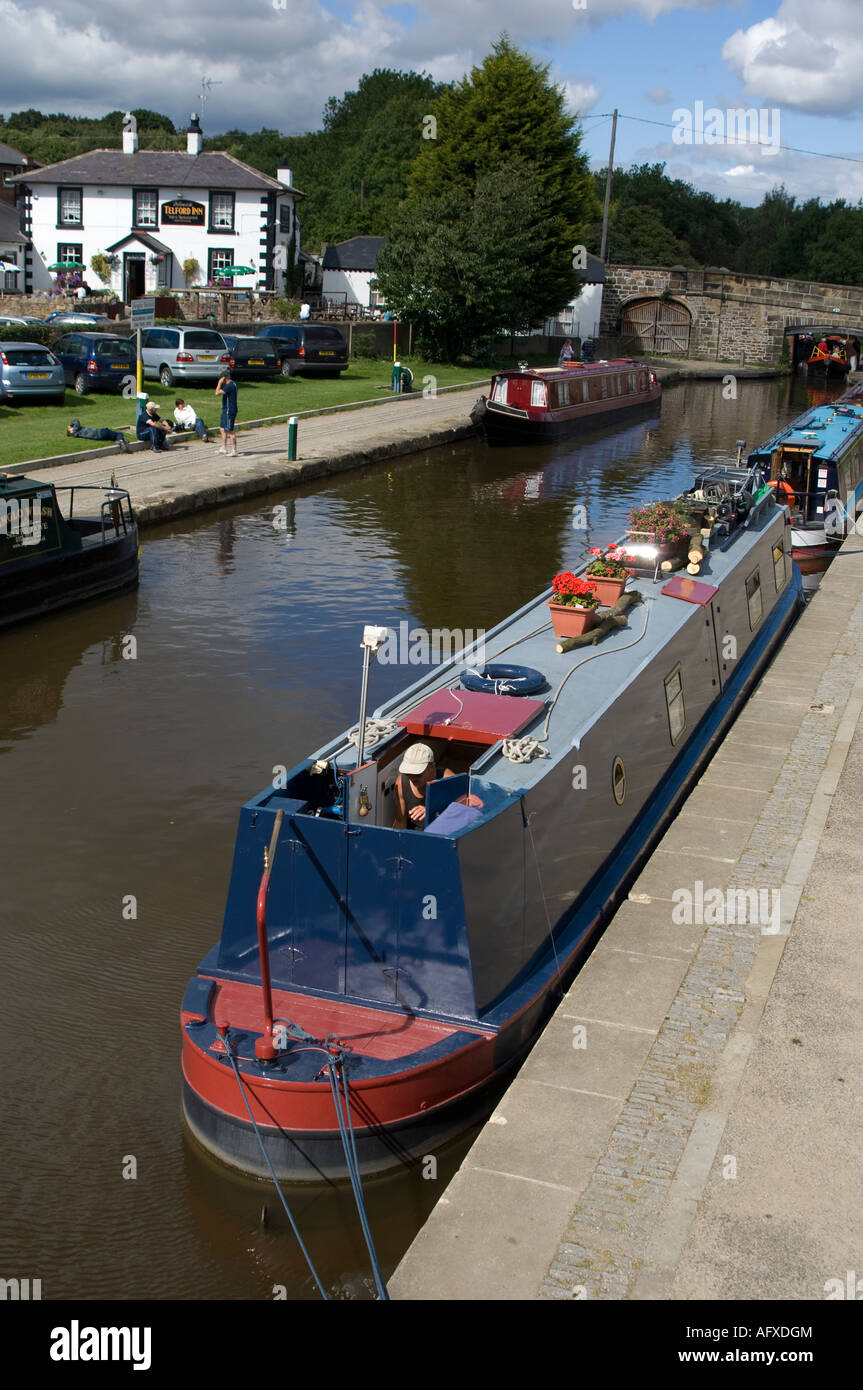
[288, 415, 298, 461]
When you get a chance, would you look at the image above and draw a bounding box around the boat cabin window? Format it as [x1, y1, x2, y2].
[491, 376, 508, 404]
[746, 567, 763, 630]
[629, 372, 637, 392]
[773, 539, 787, 592]
[612, 756, 627, 804]
[531, 380, 548, 408]
[664, 666, 686, 745]
[600, 376, 609, 399]
[557, 380, 570, 407]
[582, 380, 590, 403]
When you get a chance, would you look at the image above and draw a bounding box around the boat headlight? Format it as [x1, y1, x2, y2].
[362, 624, 390, 653]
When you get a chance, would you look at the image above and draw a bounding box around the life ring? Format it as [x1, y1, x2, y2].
[768, 479, 795, 505]
[460, 663, 545, 696]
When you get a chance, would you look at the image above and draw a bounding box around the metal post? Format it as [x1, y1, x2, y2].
[599, 109, 618, 264]
[136, 326, 142, 396]
[393, 319, 398, 363]
[356, 643, 373, 770]
[288, 415, 298, 460]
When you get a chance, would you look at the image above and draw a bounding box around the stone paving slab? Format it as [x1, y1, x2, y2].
[389, 529, 863, 1301]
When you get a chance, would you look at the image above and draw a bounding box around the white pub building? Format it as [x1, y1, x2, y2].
[9, 115, 302, 300]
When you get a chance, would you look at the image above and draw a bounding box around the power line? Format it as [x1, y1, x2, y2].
[590, 110, 863, 169]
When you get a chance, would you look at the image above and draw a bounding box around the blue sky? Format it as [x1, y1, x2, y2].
[1, 0, 861, 207]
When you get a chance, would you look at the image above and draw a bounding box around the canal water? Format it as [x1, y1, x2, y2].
[0, 374, 834, 1299]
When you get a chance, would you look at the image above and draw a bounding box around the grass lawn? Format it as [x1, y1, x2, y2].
[0, 357, 503, 469]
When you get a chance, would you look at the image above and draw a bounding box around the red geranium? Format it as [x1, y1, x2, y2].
[551, 571, 599, 608]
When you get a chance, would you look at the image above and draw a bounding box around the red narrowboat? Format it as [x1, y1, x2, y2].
[474, 358, 661, 443]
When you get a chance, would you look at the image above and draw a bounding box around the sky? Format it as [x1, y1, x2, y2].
[0, 0, 861, 207]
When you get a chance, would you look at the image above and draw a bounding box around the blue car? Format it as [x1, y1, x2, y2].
[45, 312, 111, 325]
[53, 332, 136, 394]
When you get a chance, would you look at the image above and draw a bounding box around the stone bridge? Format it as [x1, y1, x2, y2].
[600, 265, 863, 364]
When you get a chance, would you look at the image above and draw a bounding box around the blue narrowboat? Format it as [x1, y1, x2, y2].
[181, 470, 802, 1182]
[0, 473, 138, 627]
[748, 394, 863, 574]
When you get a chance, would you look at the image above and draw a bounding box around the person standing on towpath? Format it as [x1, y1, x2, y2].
[215, 370, 238, 456]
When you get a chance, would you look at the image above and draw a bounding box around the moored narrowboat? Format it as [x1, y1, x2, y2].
[474, 358, 661, 442]
[0, 473, 138, 627]
[748, 395, 863, 575]
[806, 335, 850, 379]
[181, 467, 801, 1184]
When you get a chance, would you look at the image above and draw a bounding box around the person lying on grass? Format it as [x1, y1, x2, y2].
[67, 419, 130, 452]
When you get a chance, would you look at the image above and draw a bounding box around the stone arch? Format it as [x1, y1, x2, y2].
[618, 296, 693, 354]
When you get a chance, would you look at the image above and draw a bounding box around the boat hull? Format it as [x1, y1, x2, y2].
[0, 529, 139, 627]
[481, 388, 661, 443]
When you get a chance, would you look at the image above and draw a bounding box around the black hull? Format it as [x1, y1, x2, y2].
[482, 393, 661, 444]
[0, 531, 139, 627]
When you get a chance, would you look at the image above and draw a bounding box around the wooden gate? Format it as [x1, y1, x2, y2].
[620, 298, 691, 354]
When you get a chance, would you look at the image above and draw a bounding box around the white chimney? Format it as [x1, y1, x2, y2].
[277, 166, 292, 188]
[187, 114, 203, 157]
[122, 112, 138, 155]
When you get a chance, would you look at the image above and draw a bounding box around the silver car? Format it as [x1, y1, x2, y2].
[140, 327, 231, 387]
[0, 340, 65, 402]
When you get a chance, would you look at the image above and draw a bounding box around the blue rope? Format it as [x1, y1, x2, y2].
[325, 1050, 389, 1301]
[222, 1030, 329, 1301]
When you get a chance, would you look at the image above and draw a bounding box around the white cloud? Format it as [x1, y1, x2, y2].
[645, 86, 671, 104]
[560, 79, 602, 116]
[722, 164, 756, 179]
[0, 0, 726, 135]
[723, 0, 863, 115]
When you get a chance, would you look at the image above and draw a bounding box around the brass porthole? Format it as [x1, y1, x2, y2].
[612, 756, 626, 805]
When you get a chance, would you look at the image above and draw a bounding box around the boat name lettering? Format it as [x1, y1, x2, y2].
[0, 491, 52, 547]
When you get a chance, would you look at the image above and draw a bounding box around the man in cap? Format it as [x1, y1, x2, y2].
[393, 742, 438, 829]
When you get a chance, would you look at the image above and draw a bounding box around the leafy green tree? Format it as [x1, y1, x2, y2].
[376, 159, 559, 361]
[410, 36, 597, 313]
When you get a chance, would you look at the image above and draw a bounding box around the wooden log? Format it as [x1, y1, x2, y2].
[686, 561, 701, 575]
[688, 546, 704, 563]
[660, 556, 686, 573]
[555, 591, 642, 653]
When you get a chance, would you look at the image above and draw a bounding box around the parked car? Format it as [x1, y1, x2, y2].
[45, 312, 111, 326]
[255, 323, 349, 377]
[221, 335, 281, 379]
[139, 327, 231, 387]
[0, 315, 29, 328]
[0, 340, 65, 402]
[53, 332, 136, 394]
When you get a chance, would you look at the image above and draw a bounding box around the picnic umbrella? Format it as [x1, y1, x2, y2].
[0, 262, 20, 273]
[47, 260, 85, 271]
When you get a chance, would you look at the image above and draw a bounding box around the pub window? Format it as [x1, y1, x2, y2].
[746, 567, 763, 629]
[208, 248, 234, 283]
[57, 243, 83, 267]
[664, 666, 686, 745]
[210, 192, 235, 231]
[133, 189, 158, 227]
[558, 380, 570, 406]
[57, 188, 82, 226]
[773, 541, 787, 592]
[279, 204, 292, 233]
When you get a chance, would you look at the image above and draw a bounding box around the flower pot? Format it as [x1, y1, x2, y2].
[547, 600, 596, 638]
[586, 574, 627, 607]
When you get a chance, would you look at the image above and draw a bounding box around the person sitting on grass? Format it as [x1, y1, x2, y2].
[67, 418, 130, 452]
[173, 397, 210, 442]
[136, 401, 173, 452]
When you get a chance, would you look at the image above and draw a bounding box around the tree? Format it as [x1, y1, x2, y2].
[408, 36, 596, 316]
[375, 159, 559, 361]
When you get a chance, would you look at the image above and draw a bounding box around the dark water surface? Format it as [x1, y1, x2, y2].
[0, 375, 830, 1299]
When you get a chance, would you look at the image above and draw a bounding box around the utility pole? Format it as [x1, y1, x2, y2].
[600, 108, 618, 264]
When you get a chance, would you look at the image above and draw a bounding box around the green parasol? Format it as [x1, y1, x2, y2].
[48, 261, 85, 271]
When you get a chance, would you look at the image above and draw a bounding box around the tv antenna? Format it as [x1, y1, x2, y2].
[198, 75, 222, 118]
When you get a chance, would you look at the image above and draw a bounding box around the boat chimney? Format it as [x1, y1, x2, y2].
[187, 113, 203, 156]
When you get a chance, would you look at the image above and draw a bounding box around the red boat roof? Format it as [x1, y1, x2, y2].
[494, 358, 645, 379]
